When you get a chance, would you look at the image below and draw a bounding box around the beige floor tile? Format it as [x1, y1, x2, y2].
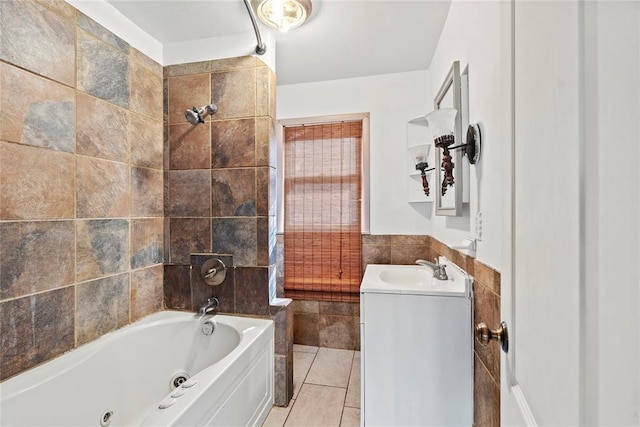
[263, 402, 293, 427]
[293, 344, 319, 353]
[285, 384, 346, 427]
[340, 407, 361, 427]
[345, 351, 360, 408]
[305, 347, 354, 388]
[293, 351, 316, 398]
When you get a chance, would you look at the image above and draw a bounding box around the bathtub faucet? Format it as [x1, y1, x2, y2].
[199, 297, 219, 315]
[415, 258, 448, 281]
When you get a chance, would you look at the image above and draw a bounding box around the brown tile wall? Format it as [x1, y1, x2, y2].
[163, 56, 277, 315]
[279, 233, 501, 425]
[0, 0, 164, 381]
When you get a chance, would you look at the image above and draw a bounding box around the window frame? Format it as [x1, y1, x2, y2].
[276, 113, 370, 235]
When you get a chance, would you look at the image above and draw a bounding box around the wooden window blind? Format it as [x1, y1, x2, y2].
[283, 121, 363, 302]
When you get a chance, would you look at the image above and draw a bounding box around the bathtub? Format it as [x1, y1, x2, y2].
[0, 310, 274, 427]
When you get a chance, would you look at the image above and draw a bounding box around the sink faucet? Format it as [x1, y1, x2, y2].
[415, 259, 448, 281]
[198, 297, 219, 315]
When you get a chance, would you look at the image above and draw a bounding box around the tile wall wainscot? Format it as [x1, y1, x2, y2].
[0, 0, 164, 381]
[162, 57, 293, 405]
[277, 233, 501, 426]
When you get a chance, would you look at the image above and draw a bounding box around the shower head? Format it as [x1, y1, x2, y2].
[185, 104, 218, 125]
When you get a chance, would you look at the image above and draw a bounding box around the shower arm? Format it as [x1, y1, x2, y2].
[242, 0, 267, 55]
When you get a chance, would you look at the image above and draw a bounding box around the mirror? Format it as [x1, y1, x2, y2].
[433, 61, 463, 216]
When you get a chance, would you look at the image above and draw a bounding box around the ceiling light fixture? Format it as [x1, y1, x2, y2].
[252, 0, 312, 32]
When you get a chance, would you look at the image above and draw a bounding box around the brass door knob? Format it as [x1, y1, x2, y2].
[475, 321, 509, 354]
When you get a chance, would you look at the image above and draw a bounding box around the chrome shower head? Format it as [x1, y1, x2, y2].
[185, 104, 218, 125]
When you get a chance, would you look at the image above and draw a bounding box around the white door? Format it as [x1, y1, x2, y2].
[500, 1, 640, 425]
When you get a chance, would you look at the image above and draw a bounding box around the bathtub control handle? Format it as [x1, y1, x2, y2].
[200, 258, 227, 286]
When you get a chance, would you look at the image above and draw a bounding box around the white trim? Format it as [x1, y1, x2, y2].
[510, 384, 539, 427]
[276, 113, 371, 234]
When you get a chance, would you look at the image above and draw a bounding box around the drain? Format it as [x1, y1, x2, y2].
[99, 409, 113, 427]
[170, 372, 190, 389]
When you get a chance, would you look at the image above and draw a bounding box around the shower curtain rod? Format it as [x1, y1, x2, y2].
[242, 0, 267, 55]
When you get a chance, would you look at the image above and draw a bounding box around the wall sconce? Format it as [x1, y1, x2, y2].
[409, 145, 435, 196]
[426, 108, 481, 196]
[252, 0, 312, 32]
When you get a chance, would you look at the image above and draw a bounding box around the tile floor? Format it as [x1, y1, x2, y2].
[263, 345, 361, 427]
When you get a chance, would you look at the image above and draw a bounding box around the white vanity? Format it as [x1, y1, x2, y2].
[360, 257, 473, 426]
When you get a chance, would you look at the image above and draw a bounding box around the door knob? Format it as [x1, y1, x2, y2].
[475, 321, 509, 354]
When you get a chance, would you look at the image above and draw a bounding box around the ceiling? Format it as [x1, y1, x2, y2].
[106, 0, 451, 85]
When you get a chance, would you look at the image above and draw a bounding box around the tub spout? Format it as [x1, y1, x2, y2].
[198, 297, 219, 315]
[415, 258, 448, 281]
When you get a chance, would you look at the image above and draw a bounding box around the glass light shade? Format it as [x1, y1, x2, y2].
[409, 145, 431, 167]
[254, 0, 312, 32]
[425, 108, 458, 139]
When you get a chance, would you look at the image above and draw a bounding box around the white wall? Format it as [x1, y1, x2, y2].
[277, 70, 433, 235]
[427, 0, 503, 268]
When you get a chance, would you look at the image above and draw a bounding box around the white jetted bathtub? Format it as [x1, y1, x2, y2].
[0, 311, 274, 427]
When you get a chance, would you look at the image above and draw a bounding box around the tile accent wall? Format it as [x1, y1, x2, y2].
[0, 0, 164, 381]
[163, 56, 277, 313]
[278, 233, 501, 426]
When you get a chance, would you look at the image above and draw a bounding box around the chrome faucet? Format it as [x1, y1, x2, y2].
[415, 258, 448, 281]
[198, 297, 219, 315]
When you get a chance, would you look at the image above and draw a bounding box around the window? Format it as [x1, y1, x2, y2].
[279, 115, 369, 302]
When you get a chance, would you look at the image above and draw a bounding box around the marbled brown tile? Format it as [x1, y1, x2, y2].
[164, 264, 192, 310]
[0, 221, 75, 301]
[131, 48, 162, 77]
[474, 353, 500, 427]
[255, 117, 276, 167]
[131, 265, 163, 321]
[474, 259, 501, 295]
[293, 300, 319, 314]
[164, 61, 210, 78]
[76, 273, 130, 345]
[131, 218, 163, 269]
[211, 118, 255, 168]
[129, 113, 163, 169]
[36, 0, 75, 20]
[77, 29, 130, 108]
[211, 168, 256, 216]
[362, 234, 391, 245]
[319, 315, 356, 350]
[76, 12, 129, 52]
[390, 234, 431, 245]
[256, 66, 276, 118]
[169, 218, 211, 264]
[390, 244, 430, 265]
[212, 218, 257, 266]
[293, 313, 319, 346]
[169, 123, 211, 170]
[168, 170, 211, 217]
[235, 267, 270, 315]
[131, 167, 163, 217]
[362, 244, 391, 267]
[76, 156, 129, 218]
[256, 167, 275, 216]
[76, 92, 129, 162]
[319, 301, 356, 316]
[131, 59, 163, 122]
[209, 56, 256, 72]
[76, 219, 129, 282]
[257, 217, 269, 267]
[167, 73, 210, 124]
[473, 282, 501, 381]
[211, 68, 256, 120]
[1, 142, 74, 220]
[0, 0, 75, 86]
[0, 287, 74, 381]
[0, 63, 75, 151]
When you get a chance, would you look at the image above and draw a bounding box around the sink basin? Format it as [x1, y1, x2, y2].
[360, 263, 469, 296]
[379, 267, 432, 286]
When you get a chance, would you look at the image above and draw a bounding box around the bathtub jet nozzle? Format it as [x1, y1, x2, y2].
[185, 104, 217, 125]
